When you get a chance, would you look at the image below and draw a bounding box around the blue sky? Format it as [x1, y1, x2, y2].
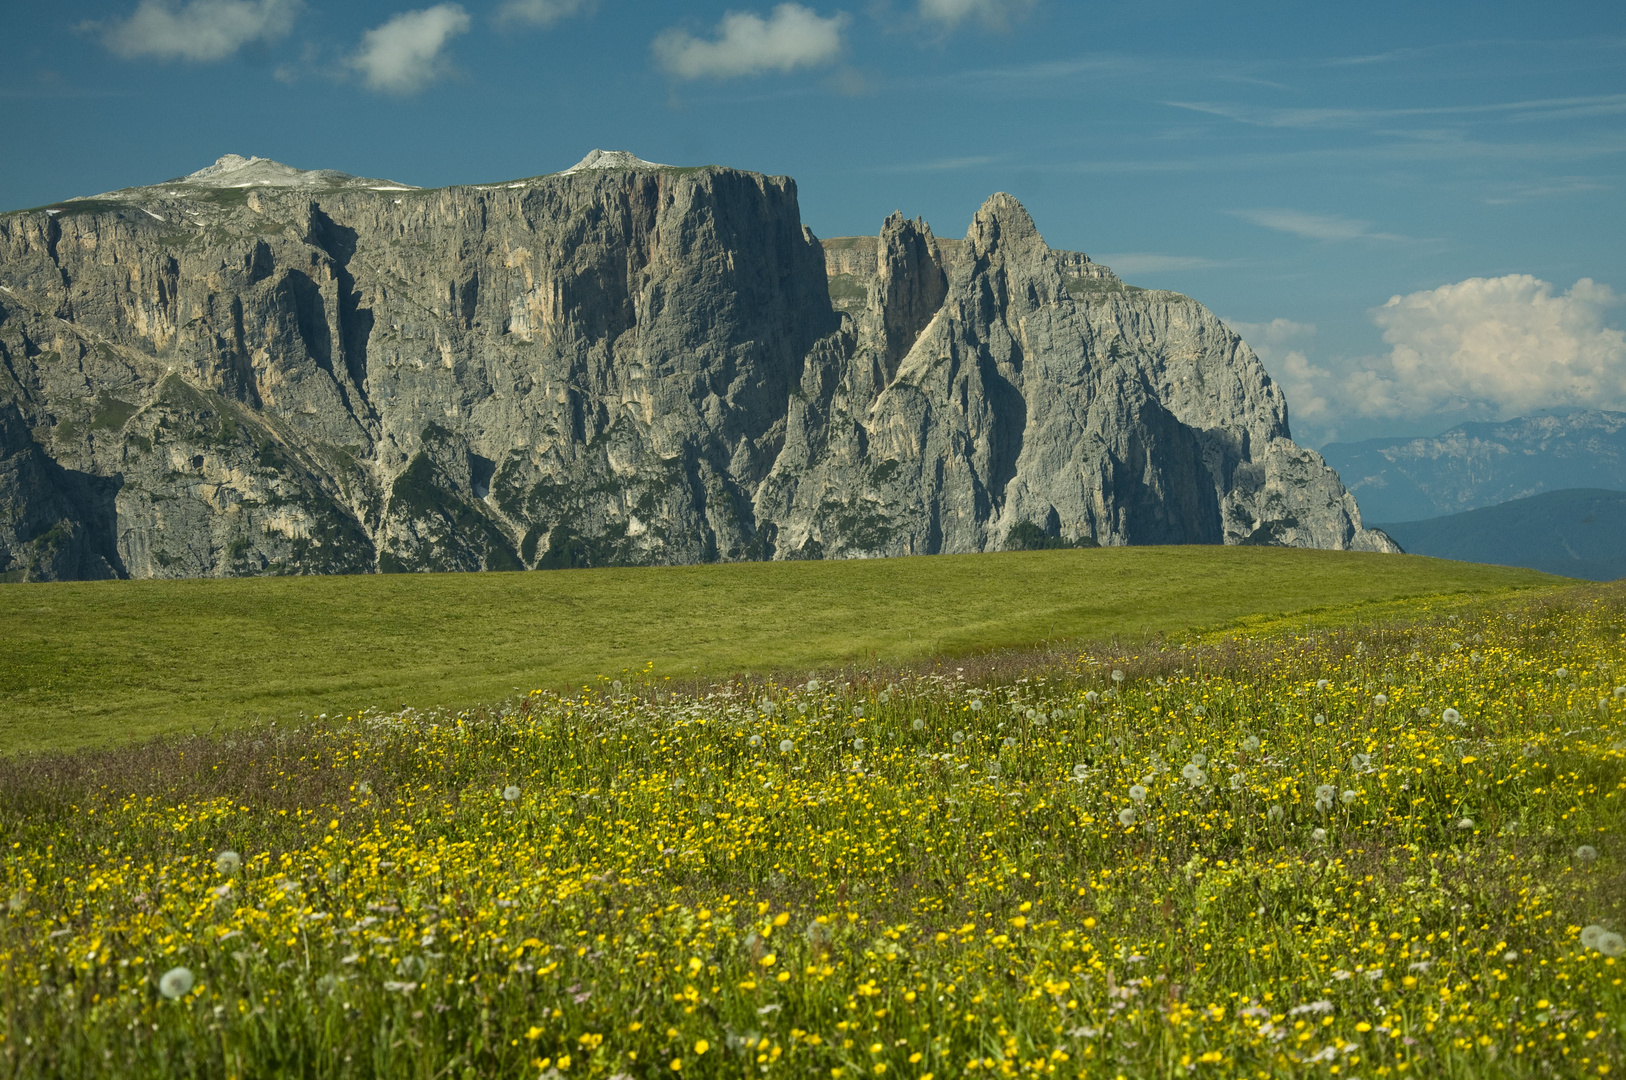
[2, 0, 1624, 446]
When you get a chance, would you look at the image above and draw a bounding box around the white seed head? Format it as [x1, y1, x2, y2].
[159, 967, 194, 999]
[1457, 817, 1474, 830]
[215, 850, 242, 875]
[1442, 707, 1462, 724]
[1575, 845, 1599, 862]
[852, 706, 864, 719]
[952, 731, 966, 744]
[1129, 784, 1147, 802]
[779, 739, 794, 753]
[1341, 790, 1357, 805]
[1581, 924, 1606, 949]
[1315, 784, 1337, 801]
[1229, 773, 1245, 791]
[503, 785, 521, 802]
[1600, 931, 1626, 958]
[852, 737, 866, 751]
[357, 780, 372, 795]
[911, 718, 926, 731]
[1003, 736, 1017, 749]
[1242, 735, 1261, 753]
[1083, 691, 1099, 704]
[1555, 667, 1569, 680]
[1312, 827, 1327, 842]
[1190, 753, 1207, 768]
[1267, 804, 1284, 822]
[969, 698, 984, 712]
[1313, 713, 1327, 725]
[1111, 669, 1125, 683]
[1373, 694, 1388, 707]
[1118, 807, 1138, 826]
[1316, 679, 1329, 690]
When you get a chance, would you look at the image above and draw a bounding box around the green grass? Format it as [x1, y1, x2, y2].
[0, 547, 1561, 754]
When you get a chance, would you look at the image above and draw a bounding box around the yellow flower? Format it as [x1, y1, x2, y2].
[694, 1040, 709, 1056]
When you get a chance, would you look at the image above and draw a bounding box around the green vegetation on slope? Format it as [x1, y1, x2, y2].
[0, 547, 1562, 754]
[1374, 487, 1626, 582]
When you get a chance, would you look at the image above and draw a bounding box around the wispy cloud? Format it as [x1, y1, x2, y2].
[654, 4, 848, 80]
[918, 0, 1035, 30]
[494, 0, 593, 28]
[94, 0, 300, 62]
[350, 4, 470, 95]
[1230, 208, 1410, 242]
[1166, 93, 1626, 130]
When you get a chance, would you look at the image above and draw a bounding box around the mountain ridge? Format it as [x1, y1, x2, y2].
[0, 152, 1394, 580]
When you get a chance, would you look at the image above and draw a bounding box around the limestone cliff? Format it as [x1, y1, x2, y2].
[0, 152, 1394, 580]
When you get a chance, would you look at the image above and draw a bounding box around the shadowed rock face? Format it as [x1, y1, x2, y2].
[0, 157, 1393, 579]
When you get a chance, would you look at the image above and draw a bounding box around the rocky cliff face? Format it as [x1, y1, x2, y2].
[0, 152, 1394, 580]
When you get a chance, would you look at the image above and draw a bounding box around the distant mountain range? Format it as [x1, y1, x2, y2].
[1372, 488, 1626, 582]
[1320, 411, 1626, 522]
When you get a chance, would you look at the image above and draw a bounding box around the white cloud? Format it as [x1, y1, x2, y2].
[1233, 277, 1626, 443]
[350, 4, 470, 94]
[919, 0, 1035, 28]
[99, 0, 299, 62]
[495, 0, 593, 27]
[1230, 208, 1409, 242]
[1355, 275, 1626, 419]
[653, 4, 848, 80]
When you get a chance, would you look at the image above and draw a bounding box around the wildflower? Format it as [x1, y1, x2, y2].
[1575, 845, 1599, 862]
[1118, 807, 1138, 826]
[1111, 669, 1125, 683]
[215, 850, 241, 875]
[1181, 764, 1208, 787]
[1315, 784, 1336, 812]
[503, 785, 521, 802]
[749, 734, 764, 747]
[1373, 694, 1388, 707]
[1442, 707, 1462, 724]
[779, 739, 794, 753]
[694, 1040, 709, 1056]
[1503, 950, 1519, 963]
[158, 967, 194, 999]
[1129, 784, 1147, 803]
[1242, 735, 1260, 753]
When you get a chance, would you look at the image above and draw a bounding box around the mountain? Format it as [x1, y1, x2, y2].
[1319, 411, 1626, 522]
[0, 151, 1394, 581]
[1372, 488, 1626, 582]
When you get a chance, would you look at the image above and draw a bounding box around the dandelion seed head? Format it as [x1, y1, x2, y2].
[852, 737, 866, 751]
[1341, 789, 1357, 805]
[1002, 736, 1017, 749]
[1111, 669, 1125, 683]
[502, 785, 521, 802]
[969, 698, 984, 712]
[1190, 753, 1207, 768]
[1267, 804, 1284, 821]
[952, 731, 966, 744]
[159, 967, 194, 999]
[1229, 773, 1245, 791]
[1600, 931, 1626, 957]
[797, 703, 808, 715]
[779, 739, 794, 753]
[1315, 784, 1337, 801]
[1118, 807, 1138, 826]
[1313, 713, 1327, 725]
[1242, 735, 1260, 752]
[1311, 827, 1327, 842]
[852, 706, 864, 719]
[611, 680, 622, 692]
[1503, 950, 1518, 963]
[911, 718, 925, 731]
[1373, 694, 1388, 707]
[1316, 679, 1329, 690]
[1581, 924, 1606, 949]
[1575, 845, 1599, 862]
[215, 850, 241, 876]
[1129, 784, 1147, 802]
[1555, 667, 1569, 680]
[1442, 707, 1462, 724]
[357, 780, 372, 795]
[1457, 817, 1474, 830]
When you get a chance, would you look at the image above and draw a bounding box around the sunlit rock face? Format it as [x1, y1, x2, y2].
[0, 154, 1393, 579]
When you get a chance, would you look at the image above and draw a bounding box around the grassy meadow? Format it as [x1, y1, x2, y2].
[0, 579, 1621, 1079]
[0, 547, 1562, 753]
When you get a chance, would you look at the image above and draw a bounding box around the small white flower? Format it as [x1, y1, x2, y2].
[1373, 694, 1388, 707]
[1503, 950, 1519, 962]
[1129, 784, 1147, 803]
[1118, 807, 1138, 826]
[159, 967, 194, 999]
[912, 718, 926, 731]
[215, 851, 242, 876]
[1575, 845, 1599, 862]
[1242, 735, 1260, 753]
[779, 739, 794, 753]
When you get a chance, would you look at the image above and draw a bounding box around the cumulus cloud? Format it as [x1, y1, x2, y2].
[919, 0, 1035, 29]
[1231, 208, 1409, 243]
[653, 4, 848, 80]
[1231, 277, 1626, 442]
[98, 0, 300, 62]
[495, 0, 593, 27]
[1353, 275, 1626, 419]
[350, 4, 470, 94]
